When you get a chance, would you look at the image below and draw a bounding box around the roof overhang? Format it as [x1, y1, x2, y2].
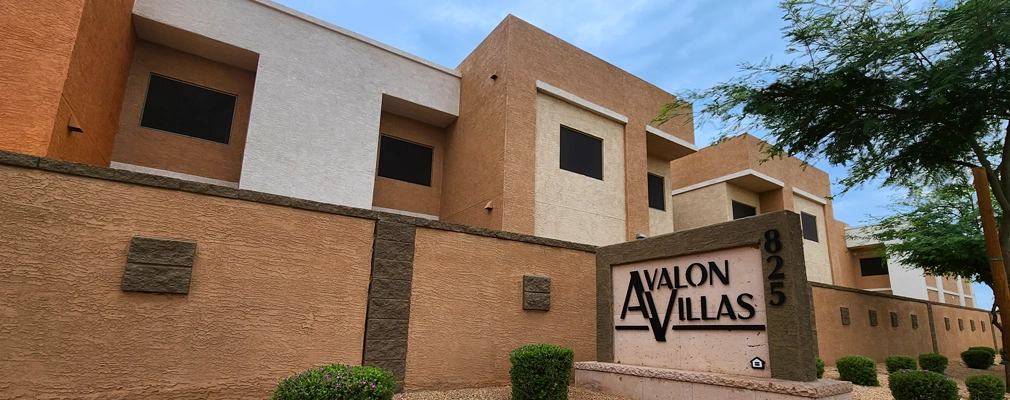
[671, 169, 785, 196]
[646, 125, 697, 161]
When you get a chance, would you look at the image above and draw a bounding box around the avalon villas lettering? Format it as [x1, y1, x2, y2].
[617, 260, 762, 341]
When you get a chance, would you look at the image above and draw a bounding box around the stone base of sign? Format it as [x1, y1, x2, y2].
[574, 362, 852, 400]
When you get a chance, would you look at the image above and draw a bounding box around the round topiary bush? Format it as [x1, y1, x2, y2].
[272, 364, 395, 400]
[510, 344, 574, 400]
[888, 369, 958, 400]
[962, 349, 996, 370]
[966, 375, 1006, 400]
[835, 355, 879, 386]
[919, 353, 950, 375]
[815, 358, 825, 379]
[885, 355, 917, 373]
[969, 346, 998, 357]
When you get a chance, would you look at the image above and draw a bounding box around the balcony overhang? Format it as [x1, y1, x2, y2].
[646, 125, 697, 161]
[670, 169, 785, 196]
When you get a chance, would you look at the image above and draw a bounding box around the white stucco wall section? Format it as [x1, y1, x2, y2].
[134, 0, 460, 208]
[795, 196, 832, 284]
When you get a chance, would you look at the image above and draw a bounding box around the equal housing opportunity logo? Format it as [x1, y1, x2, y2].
[615, 258, 764, 342]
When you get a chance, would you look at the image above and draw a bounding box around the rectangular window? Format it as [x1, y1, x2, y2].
[140, 74, 236, 144]
[376, 135, 433, 186]
[732, 201, 756, 220]
[801, 212, 819, 241]
[859, 257, 888, 276]
[648, 173, 665, 211]
[559, 125, 603, 180]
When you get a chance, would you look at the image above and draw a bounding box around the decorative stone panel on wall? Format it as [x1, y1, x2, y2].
[911, 314, 919, 330]
[868, 310, 878, 327]
[890, 312, 898, 328]
[523, 274, 551, 311]
[840, 307, 850, 325]
[958, 318, 964, 331]
[362, 219, 416, 392]
[120, 237, 196, 294]
[945, 317, 951, 331]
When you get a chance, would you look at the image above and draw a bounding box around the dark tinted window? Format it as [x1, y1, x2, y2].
[859, 257, 888, 276]
[732, 201, 756, 220]
[559, 126, 602, 180]
[376, 135, 433, 186]
[801, 212, 819, 241]
[140, 74, 236, 144]
[648, 173, 665, 210]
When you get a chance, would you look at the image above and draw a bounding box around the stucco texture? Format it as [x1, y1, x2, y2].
[405, 227, 597, 390]
[133, 0, 460, 209]
[443, 15, 694, 242]
[372, 111, 445, 217]
[47, 0, 135, 167]
[647, 155, 673, 236]
[672, 183, 730, 231]
[0, 1, 85, 156]
[534, 93, 626, 246]
[111, 39, 255, 183]
[813, 285, 1000, 365]
[0, 165, 375, 398]
[795, 196, 832, 284]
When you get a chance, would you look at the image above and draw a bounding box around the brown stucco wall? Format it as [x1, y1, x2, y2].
[440, 22, 508, 230]
[445, 15, 693, 242]
[111, 40, 254, 183]
[813, 284, 1001, 365]
[0, 164, 375, 398]
[405, 227, 597, 390]
[46, 0, 135, 166]
[0, 0, 86, 156]
[373, 112, 444, 217]
[932, 303, 1001, 356]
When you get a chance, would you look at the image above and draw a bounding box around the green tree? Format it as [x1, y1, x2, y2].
[858, 178, 991, 288]
[658, 0, 1010, 288]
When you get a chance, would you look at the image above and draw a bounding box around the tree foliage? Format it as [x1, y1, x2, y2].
[854, 178, 992, 287]
[659, 0, 1010, 202]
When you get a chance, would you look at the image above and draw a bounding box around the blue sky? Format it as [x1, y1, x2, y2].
[273, 0, 994, 309]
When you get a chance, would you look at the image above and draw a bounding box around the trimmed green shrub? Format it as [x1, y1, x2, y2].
[510, 344, 574, 400]
[888, 369, 959, 400]
[885, 355, 917, 373]
[835, 355, 879, 386]
[966, 375, 1006, 400]
[919, 353, 950, 375]
[272, 364, 395, 400]
[815, 358, 825, 379]
[970, 346, 998, 357]
[962, 349, 996, 370]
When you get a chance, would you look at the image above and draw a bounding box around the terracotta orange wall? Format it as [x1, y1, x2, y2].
[373, 112, 444, 217]
[446, 15, 694, 241]
[111, 40, 254, 183]
[47, 0, 135, 166]
[0, 164, 375, 398]
[0, 1, 86, 156]
[405, 227, 597, 390]
[440, 22, 508, 230]
[813, 285, 1000, 365]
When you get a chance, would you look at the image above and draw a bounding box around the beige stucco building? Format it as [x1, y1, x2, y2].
[0, 0, 996, 397]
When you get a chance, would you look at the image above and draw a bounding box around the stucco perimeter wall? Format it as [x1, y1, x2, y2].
[812, 284, 1000, 365]
[534, 93, 626, 246]
[406, 227, 598, 390]
[133, 0, 460, 210]
[0, 164, 375, 398]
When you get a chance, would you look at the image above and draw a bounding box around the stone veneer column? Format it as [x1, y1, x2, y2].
[362, 219, 416, 392]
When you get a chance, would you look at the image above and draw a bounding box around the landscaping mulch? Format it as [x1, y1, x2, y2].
[394, 385, 629, 400]
[823, 361, 1010, 399]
